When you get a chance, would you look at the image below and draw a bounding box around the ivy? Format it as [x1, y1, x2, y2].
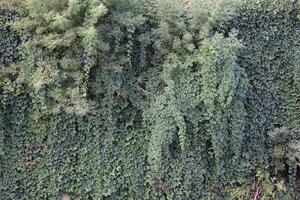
[1, 0, 300, 199]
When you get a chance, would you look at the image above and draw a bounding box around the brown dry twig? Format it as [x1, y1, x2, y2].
[180, 0, 189, 6]
[62, 194, 71, 200]
[251, 179, 262, 200]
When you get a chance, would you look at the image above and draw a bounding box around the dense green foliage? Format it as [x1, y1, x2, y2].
[1, 0, 300, 199]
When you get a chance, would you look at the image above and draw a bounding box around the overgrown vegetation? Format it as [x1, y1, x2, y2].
[1, 0, 300, 199]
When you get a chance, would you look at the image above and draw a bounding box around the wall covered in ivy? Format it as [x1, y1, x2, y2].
[1, 0, 300, 199]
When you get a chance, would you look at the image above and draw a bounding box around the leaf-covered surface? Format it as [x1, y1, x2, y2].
[1, 0, 300, 199]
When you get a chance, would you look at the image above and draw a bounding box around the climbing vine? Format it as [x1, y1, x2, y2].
[1, 0, 300, 199]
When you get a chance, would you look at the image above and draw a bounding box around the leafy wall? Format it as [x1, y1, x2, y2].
[0, 0, 300, 199]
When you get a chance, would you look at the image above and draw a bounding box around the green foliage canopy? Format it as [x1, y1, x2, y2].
[1, 0, 300, 199]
